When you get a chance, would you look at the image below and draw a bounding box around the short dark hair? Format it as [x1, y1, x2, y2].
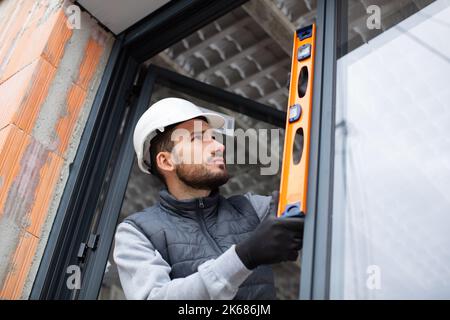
[149, 123, 178, 183]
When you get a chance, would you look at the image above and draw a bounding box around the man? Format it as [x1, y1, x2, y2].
[114, 97, 304, 300]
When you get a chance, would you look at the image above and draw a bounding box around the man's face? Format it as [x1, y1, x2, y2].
[170, 118, 229, 190]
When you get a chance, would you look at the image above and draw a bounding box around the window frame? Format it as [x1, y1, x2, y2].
[299, 0, 337, 300]
[30, 0, 338, 300]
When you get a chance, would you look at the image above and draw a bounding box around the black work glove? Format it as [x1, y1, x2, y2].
[235, 216, 304, 270]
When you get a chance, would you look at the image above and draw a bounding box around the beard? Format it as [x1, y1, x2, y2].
[175, 163, 230, 190]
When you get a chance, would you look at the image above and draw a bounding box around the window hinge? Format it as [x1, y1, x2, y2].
[77, 234, 100, 262]
[87, 233, 100, 250]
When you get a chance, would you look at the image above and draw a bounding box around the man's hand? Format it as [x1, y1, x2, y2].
[235, 215, 304, 270]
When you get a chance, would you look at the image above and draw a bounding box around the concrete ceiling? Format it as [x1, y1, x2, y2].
[77, 0, 170, 34]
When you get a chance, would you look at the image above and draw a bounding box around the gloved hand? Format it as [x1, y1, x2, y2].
[235, 215, 304, 270]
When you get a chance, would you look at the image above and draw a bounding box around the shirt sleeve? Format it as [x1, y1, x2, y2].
[113, 222, 253, 300]
[243, 190, 279, 221]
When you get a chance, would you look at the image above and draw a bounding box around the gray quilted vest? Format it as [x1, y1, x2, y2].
[124, 189, 276, 300]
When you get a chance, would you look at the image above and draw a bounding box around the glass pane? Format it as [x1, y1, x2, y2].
[331, 0, 450, 299]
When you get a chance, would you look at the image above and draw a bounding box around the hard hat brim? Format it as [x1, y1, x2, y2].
[198, 112, 226, 130]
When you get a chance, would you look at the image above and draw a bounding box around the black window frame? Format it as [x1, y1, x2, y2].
[30, 0, 338, 300]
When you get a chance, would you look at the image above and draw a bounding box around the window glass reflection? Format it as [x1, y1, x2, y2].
[331, 0, 450, 299]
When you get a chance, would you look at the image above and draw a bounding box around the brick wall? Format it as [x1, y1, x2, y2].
[0, 0, 114, 299]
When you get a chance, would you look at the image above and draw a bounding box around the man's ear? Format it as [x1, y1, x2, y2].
[155, 151, 175, 174]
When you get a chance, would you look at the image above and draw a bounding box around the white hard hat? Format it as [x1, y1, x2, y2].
[133, 97, 225, 174]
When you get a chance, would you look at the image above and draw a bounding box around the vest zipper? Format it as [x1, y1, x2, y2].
[196, 198, 223, 254]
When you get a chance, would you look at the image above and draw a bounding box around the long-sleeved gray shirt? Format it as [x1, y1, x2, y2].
[113, 192, 276, 300]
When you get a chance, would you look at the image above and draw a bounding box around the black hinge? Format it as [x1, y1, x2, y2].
[77, 243, 88, 262]
[87, 233, 100, 249]
[77, 234, 100, 262]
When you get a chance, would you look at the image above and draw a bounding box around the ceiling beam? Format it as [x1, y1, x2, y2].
[257, 86, 288, 103]
[176, 16, 253, 62]
[228, 59, 290, 90]
[152, 52, 191, 76]
[196, 38, 273, 80]
[242, 0, 295, 55]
